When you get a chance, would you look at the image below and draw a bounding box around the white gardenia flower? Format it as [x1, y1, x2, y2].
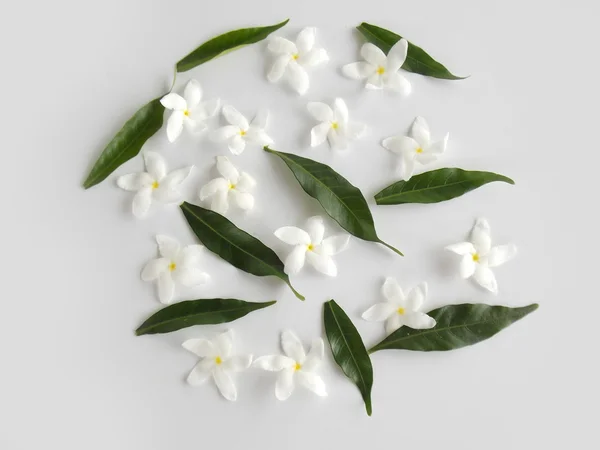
[199, 156, 256, 214]
[254, 330, 326, 400]
[182, 330, 252, 402]
[211, 106, 273, 155]
[141, 235, 209, 304]
[362, 278, 436, 334]
[159, 79, 220, 143]
[382, 116, 449, 180]
[117, 152, 193, 218]
[342, 39, 411, 94]
[274, 216, 350, 276]
[267, 27, 329, 95]
[307, 98, 366, 150]
[445, 218, 517, 294]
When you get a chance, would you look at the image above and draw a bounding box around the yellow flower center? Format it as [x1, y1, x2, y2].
[377, 66, 385, 75]
[472, 253, 480, 262]
[307, 244, 314, 251]
[292, 53, 299, 60]
[331, 121, 339, 129]
[151, 181, 159, 189]
[294, 362, 302, 371]
[215, 356, 222, 365]
[228, 183, 236, 190]
[397, 307, 405, 315]
[168, 262, 176, 271]
[239, 130, 246, 136]
[183, 109, 190, 117]
[416, 148, 423, 154]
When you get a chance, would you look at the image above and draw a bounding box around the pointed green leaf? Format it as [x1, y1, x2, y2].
[324, 300, 374, 416]
[136, 298, 276, 335]
[180, 202, 304, 300]
[374, 168, 514, 205]
[83, 97, 164, 189]
[176, 19, 289, 72]
[370, 303, 538, 353]
[264, 147, 402, 255]
[356, 22, 466, 80]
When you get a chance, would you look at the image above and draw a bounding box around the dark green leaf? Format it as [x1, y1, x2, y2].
[324, 300, 374, 416]
[370, 303, 538, 353]
[83, 97, 164, 189]
[180, 202, 304, 300]
[136, 298, 276, 335]
[177, 19, 289, 72]
[264, 147, 402, 256]
[356, 22, 466, 80]
[374, 168, 514, 205]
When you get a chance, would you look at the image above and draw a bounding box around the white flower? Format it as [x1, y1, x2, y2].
[199, 156, 256, 214]
[382, 116, 449, 180]
[211, 106, 273, 155]
[254, 330, 326, 400]
[362, 278, 436, 334]
[307, 98, 366, 150]
[182, 330, 252, 402]
[159, 80, 220, 143]
[141, 235, 209, 304]
[267, 27, 329, 95]
[117, 152, 193, 218]
[445, 218, 517, 294]
[342, 40, 411, 94]
[274, 216, 350, 276]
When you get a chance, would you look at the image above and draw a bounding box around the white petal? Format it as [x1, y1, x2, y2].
[173, 267, 210, 286]
[306, 216, 324, 244]
[215, 330, 233, 357]
[473, 265, 498, 294]
[117, 172, 152, 191]
[281, 330, 306, 362]
[230, 190, 254, 210]
[311, 122, 331, 147]
[244, 127, 273, 146]
[386, 38, 408, 72]
[471, 218, 492, 254]
[178, 245, 205, 267]
[274, 227, 311, 245]
[153, 186, 181, 204]
[297, 371, 327, 397]
[216, 155, 239, 183]
[160, 93, 186, 111]
[399, 156, 417, 181]
[345, 122, 367, 141]
[213, 366, 237, 401]
[222, 105, 249, 129]
[342, 62, 376, 80]
[403, 312, 436, 329]
[275, 367, 295, 400]
[251, 109, 269, 129]
[143, 152, 167, 181]
[307, 102, 333, 122]
[183, 80, 202, 108]
[333, 98, 348, 125]
[254, 355, 295, 371]
[186, 359, 214, 386]
[382, 136, 420, 155]
[132, 187, 153, 218]
[268, 55, 291, 83]
[361, 43, 387, 67]
[157, 272, 175, 304]
[166, 111, 184, 142]
[460, 255, 477, 279]
[192, 98, 220, 120]
[236, 172, 256, 192]
[382, 277, 405, 303]
[210, 189, 229, 214]
[161, 166, 193, 189]
[141, 257, 169, 281]
[426, 133, 449, 155]
[211, 125, 239, 142]
[321, 234, 350, 255]
[385, 315, 403, 334]
[286, 60, 309, 95]
[445, 242, 476, 255]
[415, 150, 440, 165]
[284, 245, 307, 275]
[200, 178, 228, 200]
[182, 338, 216, 357]
[306, 251, 337, 276]
[156, 235, 180, 259]
[487, 244, 518, 268]
[302, 338, 324, 372]
[362, 302, 396, 322]
[327, 127, 348, 150]
[406, 283, 427, 311]
[268, 37, 297, 54]
[222, 355, 252, 372]
[410, 116, 431, 148]
[384, 72, 411, 95]
[299, 48, 329, 67]
[296, 27, 315, 54]
[366, 73, 384, 89]
[228, 135, 246, 155]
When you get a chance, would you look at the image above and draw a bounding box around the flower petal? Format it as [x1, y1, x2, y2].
[199, 178, 228, 200]
[345, 122, 367, 141]
[213, 366, 237, 401]
[382, 136, 420, 155]
[132, 187, 153, 218]
[157, 272, 175, 304]
[382, 277, 405, 303]
[173, 267, 210, 286]
[186, 359, 215, 386]
[446, 242, 476, 255]
[268, 37, 297, 54]
[216, 155, 239, 183]
[222, 105, 249, 130]
[117, 172, 152, 191]
[178, 245, 204, 267]
[385, 314, 403, 334]
[274, 227, 311, 245]
[386, 38, 408, 72]
[183, 79, 202, 108]
[268, 55, 291, 83]
[230, 190, 254, 210]
[306, 216, 324, 244]
[362, 302, 396, 322]
[410, 116, 431, 148]
[244, 127, 273, 146]
[275, 367, 295, 400]
[153, 186, 181, 204]
[366, 73, 384, 89]
[182, 338, 216, 357]
[215, 330, 233, 357]
[403, 312, 436, 329]
[160, 93, 186, 111]
[296, 27, 315, 54]
[254, 355, 295, 371]
[161, 166, 193, 189]
[460, 255, 477, 279]
[166, 111, 184, 142]
[427, 133, 449, 156]
[307, 102, 333, 122]
[297, 371, 327, 396]
[473, 265, 498, 294]
[302, 338, 324, 372]
[306, 251, 337, 276]
[384, 72, 411, 95]
[143, 152, 167, 181]
[415, 151, 440, 165]
[281, 330, 306, 362]
[311, 122, 331, 147]
[156, 235, 180, 259]
[471, 218, 492, 254]
[399, 156, 417, 181]
[228, 135, 246, 155]
[300, 48, 329, 67]
[194, 98, 220, 120]
[211, 125, 239, 142]
[361, 43, 387, 67]
[284, 245, 307, 275]
[251, 109, 269, 129]
[286, 60, 309, 95]
[327, 127, 348, 150]
[333, 98, 348, 125]
[141, 257, 169, 281]
[223, 355, 252, 372]
[236, 172, 256, 192]
[487, 244, 518, 268]
[210, 189, 229, 214]
[342, 62, 376, 80]
[321, 234, 350, 255]
[406, 283, 427, 311]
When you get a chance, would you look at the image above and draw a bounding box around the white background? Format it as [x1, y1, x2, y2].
[2, 0, 598, 448]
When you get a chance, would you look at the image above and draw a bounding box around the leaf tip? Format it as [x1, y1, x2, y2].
[378, 240, 403, 256]
[366, 402, 373, 416]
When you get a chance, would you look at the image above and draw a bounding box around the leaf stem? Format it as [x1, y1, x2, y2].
[288, 284, 305, 301]
[169, 65, 177, 93]
[378, 240, 403, 256]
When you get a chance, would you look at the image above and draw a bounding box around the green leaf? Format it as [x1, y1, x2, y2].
[324, 300, 374, 416]
[180, 202, 304, 300]
[83, 97, 164, 189]
[264, 147, 402, 256]
[176, 19, 289, 72]
[136, 298, 276, 335]
[356, 22, 466, 80]
[370, 303, 538, 353]
[374, 168, 514, 205]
